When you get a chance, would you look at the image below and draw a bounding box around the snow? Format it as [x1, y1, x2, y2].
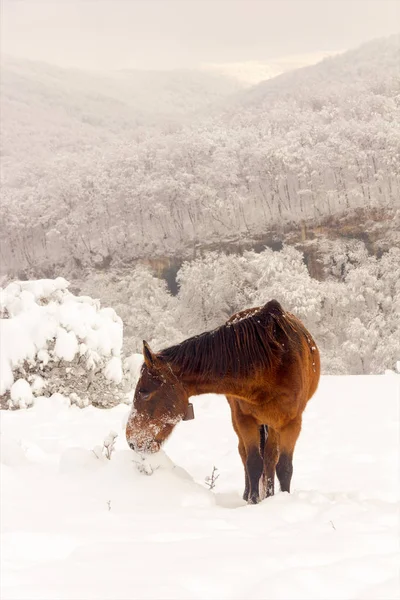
[54, 327, 79, 362]
[1, 374, 399, 600]
[9, 379, 33, 409]
[104, 356, 123, 385]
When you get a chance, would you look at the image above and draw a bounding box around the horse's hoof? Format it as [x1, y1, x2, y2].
[247, 494, 260, 505]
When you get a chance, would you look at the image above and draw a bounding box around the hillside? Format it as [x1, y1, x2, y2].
[236, 35, 400, 108]
[1, 51, 332, 175]
[0, 56, 243, 169]
[1, 36, 399, 277]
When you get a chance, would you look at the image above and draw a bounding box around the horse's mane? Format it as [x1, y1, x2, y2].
[160, 300, 303, 379]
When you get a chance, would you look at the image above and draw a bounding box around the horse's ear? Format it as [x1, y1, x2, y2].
[143, 340, 156, 368]
[143, 340, 169, 375]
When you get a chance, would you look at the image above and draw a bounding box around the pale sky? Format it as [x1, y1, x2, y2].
[1, 0, 399, 70]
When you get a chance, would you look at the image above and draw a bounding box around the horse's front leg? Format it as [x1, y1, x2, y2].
[227, 396, 250, 501]
[237, 413, 264, 504]
[227, 397, 263, 503]
[245, 431, 264, 503]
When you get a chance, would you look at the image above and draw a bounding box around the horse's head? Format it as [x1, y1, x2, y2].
[126, 341, 189, 453]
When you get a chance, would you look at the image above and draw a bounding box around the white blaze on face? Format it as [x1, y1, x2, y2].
[125, 406, 162, 452]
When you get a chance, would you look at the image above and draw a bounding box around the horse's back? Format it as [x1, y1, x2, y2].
[227, 301, 320, 403]
[227, 299, 284, 325]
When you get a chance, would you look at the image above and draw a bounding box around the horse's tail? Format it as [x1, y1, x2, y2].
[259, 424, 268, 456]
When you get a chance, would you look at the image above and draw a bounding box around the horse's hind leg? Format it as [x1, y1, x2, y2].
[261, 426, 279, 498]
[238, 438, 250, 501]
[276, 417, 302, 493]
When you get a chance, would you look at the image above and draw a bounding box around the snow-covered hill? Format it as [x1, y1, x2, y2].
[0, 55, 241, 141]
[2, 36, 399, 277]
[0, 56, 243, 182]
[1, 373, 399, 600]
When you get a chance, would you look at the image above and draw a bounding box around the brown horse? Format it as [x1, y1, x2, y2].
[126, 300, 320, 504]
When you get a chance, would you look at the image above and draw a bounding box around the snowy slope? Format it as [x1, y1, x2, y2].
[1, 374, 399, 600]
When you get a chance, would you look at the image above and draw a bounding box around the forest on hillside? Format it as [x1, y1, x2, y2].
[1, 36, 399, 274]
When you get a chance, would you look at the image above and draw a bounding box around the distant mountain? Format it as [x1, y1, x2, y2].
[234, 35, 400, 108]
[0, 56, 242, 168]
[1, 56, 243, 120]
[200, 51, 339, 85]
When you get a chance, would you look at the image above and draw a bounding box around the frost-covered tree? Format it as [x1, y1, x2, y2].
[176, 252, 254, 334]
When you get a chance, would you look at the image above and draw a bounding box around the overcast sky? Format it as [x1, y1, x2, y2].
[2, 0, 399, 70]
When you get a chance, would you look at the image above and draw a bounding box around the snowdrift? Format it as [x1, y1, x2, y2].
[1, 375, 399, 600]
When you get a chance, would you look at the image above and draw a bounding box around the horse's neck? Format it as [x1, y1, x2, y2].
[163, 326, 256, 398]
[171, 366, 246, 399]
[184, 377, 224, 397]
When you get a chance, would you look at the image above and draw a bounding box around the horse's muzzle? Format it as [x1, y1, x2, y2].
[128, 440, 160, 454]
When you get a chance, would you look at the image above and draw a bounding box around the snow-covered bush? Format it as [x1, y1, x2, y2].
[92, 431, 119, 461]
[0, 278, 126, 409]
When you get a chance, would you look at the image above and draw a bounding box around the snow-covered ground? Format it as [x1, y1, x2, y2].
[1, 374, 399, 600]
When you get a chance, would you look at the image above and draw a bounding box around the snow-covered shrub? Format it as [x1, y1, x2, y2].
[0, 278, 126, 409]
[92, 431, 119, 460]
